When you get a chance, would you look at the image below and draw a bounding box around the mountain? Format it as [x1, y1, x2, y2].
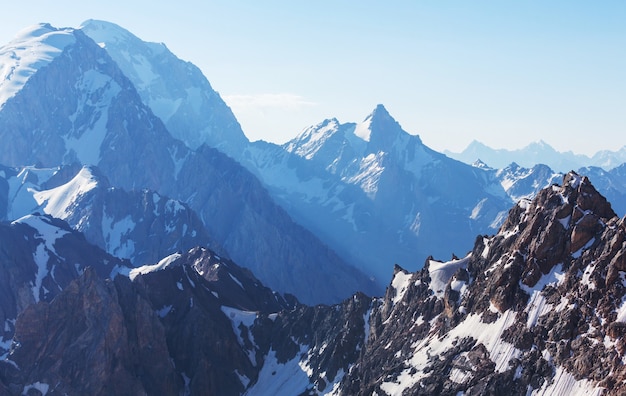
[1, 164, 225, 266]
[0, 213, 126, 359]
[79, 19, 249, 155]
[242, 105, 516, 283]
[591, 146, 626, 170]
[339, 171, 623, 394]
[71, 20, 625, 293]
[577, 164, 626, 217]
[0, 23, 378, 304]
[446, 140, 626, 172]
[2, 173, 625, 395]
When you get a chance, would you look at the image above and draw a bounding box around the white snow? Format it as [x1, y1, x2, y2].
[470, 198, 488, 220]
[567, 173, 583, 189]
[101, 210, 136, 259]
[64, 70, 121, 165]
[221, 306, 258, 365]
[347, 152, 385, 198]
[353, 117, 372, 142]
[363, 307, 372, 345]
[390, 270, 413, 305]
[22, 382, 50, 396]
[286, 119, 341, 160]
[532, 365, 603, 395]
[428, 255, 470, 299]
[580, 261, 597, 290]
[520, 263, 565, 328]
[0, 24, 75, 109]
[382, 310, 521, 394]
[11, 215, 69, 303]
[245, 345, 312, 396]
[557, 215, 571, 229]
[33, 167, 99, 219]
[5, 167, 60, 220]
[572, 237, 596, 259]
[235, 370, 251, 388]
[129, 253, 181, 280]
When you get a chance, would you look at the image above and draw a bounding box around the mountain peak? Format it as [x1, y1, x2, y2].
[0, 23, 76, 109]
[371, 103, 390, 117]
[79, 19, 248, 153]
[353, 104, 418, 151]
[79, 19, 164, 53]
[471, 159, 492, 169]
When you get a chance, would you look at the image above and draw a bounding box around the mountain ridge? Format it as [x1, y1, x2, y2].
[2, 173, 626, 394]
[446, 139, 626, 172]
[0, 22, 378, 304]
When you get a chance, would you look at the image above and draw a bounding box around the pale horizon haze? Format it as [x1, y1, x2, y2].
[1, 1, 624, 156]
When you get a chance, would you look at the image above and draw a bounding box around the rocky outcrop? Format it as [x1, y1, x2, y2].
[340, 172, 626, 395]
[2, 268, 179, 396]
[0, 214, 122, 352]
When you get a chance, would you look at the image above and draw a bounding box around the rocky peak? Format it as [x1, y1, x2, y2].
[471, 159, 492, 169]
[355, 104, 418, 154]
[283, 117, 343, 160]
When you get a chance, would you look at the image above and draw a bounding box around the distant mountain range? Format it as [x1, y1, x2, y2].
[445, 140, 626, 172]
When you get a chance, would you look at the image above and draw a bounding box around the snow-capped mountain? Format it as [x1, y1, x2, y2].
[242, 105, 516, 283]
[1, 164, 224, 266]
[79, 19, 249, 155]
[446, 139, 626, 172]
[3, 173, 626, 395]
[0, 23, 377, 304]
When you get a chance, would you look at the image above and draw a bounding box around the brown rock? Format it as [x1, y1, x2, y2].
[570, 213, 601, 253]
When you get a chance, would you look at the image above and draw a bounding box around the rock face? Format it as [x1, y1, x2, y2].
[3, 173, 626, 395]
[3, 269, 180, 396]
[0, 23, 378, 304]
[0, 214, 124, 357]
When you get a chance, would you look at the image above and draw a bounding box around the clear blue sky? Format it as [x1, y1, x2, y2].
[1, 1, 625, 155]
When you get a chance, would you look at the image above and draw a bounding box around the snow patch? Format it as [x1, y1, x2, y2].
[33, 167, 99, 219]
[245, 345, 312, 396]
[102, 210, 136, 259]
[221, 306, 258, 365]
[532, 365, 603, 395]
[390, 270, 412, 305]
[22, 382, 50, 396]
[65, 70, 122, 165]
[428, 255, 470, 299]
[353, 118, 372, 142]
[11, 215, 70, 303]
[129, 253, 181, 280]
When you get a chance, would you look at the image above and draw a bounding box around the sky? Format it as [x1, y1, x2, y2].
[1, 1, 625, 156]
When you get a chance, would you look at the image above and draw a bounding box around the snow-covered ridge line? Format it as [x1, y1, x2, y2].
[0, 23, 76, 109]
[129, 252, 181, 280]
